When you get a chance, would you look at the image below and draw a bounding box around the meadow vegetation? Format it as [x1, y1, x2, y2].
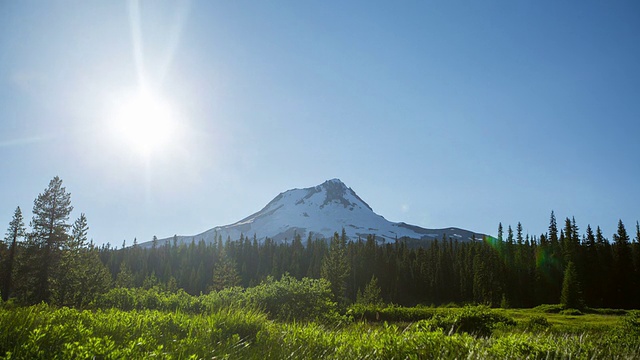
[2, 177, 640, 358]
[1, 276, 640, 359]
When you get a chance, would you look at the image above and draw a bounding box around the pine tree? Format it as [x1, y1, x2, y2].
[321, 231, 350, 305]
[633, 221, 640, 308]
[516, 222, 524, 245]
[1, 207, 25, 301]
[115, 262, 134, 288]
[612, 220, 633, 308]
[561, 261, 582, 309]
[583, 225, 598, 306]
[210, 250, 240, 291]
[356, 275, 383, 306]
[24, 176, 74, 304]
[549, 211, 558, 245]
[54, 214, 111, 307]
[472, 251, 491, 305]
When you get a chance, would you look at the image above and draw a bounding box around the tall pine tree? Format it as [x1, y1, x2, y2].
[1, 207, 25, 301]
[321, 231, 350, 305]
[612, 220, 633, 308]
[25, 176, 73, 304]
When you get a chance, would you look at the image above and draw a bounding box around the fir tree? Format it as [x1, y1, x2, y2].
[549, 211, 558, 245]
[55, 214, 111, 307]
[210, 250, 240, 291]
[24, 176, 73, 304]
[612, 220, 633, 308]
[321, 231, 350, 305]
[115, 262, 134, 288]
[356, 275, 383, 306]
[1, 207, 25, 301]
[561, 261, 582, 309]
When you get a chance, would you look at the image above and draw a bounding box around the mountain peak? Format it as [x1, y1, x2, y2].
[323, 178, 345, 185]
[313, 178, 371, 212]
[152, 179, 486, 246]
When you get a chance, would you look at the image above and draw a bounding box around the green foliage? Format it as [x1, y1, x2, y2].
[93, 287, 207, 313]
[561, 261, 583, 310]
[0, 304, 268, 359]
[210, 253, 241, 291]
[621, 310, 640, 336]
[560, 308, 583, 316]
[1, 303, 640, 359]
[348, 303, 437, 322]
[320, 231, 350, 305]
[94, 274, 338, 323]
[355, 275, 383, 306]
[533, 304, 564, 313]
[419, 305, 517, 337]
[244, 274, 338, 323]
[1, 207, 25, 302]
[525, 315, 551, 330]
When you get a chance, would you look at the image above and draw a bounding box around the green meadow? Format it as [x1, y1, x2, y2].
[1, 279, 639, 359]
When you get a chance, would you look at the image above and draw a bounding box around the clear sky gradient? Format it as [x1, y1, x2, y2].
[1, 1, 639, 246]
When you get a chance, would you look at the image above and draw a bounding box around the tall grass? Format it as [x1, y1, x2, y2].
[2, 277, 640, 359]
[2, 304, 640, 359]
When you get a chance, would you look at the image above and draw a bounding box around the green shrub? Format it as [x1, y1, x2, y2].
[94, 275, 338, 323]
[419, 305, 516, 337]
[560, 308, 583, 316]
[245, 274, 338, 323]
[586, 307, 627, 315]
[621, 310, 640, 335]
[525, 315, 551, 330]
[533, 304, 564, 313]
[347, 303, 437, 322]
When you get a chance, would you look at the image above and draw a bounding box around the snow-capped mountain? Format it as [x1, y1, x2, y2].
[151, 179, 485, 246]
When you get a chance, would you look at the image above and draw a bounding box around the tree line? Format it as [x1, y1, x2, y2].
[0, 177, 110, 306]
[98, 214, 640, 309]
[1, 177, 639, 309]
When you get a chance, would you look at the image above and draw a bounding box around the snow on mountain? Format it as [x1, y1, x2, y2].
[151, 179, 485, 246]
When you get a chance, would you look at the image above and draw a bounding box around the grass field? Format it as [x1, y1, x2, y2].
[1, 281, 639, 359]
[1, 302, 639, 359]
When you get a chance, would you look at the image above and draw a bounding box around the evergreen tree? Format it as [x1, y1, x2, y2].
[516, 222, 524, 245]
[356, 275, 383, 306]
[115, 262, 134, 288]
[321, 231, 350, 305]
[633, 221, 640, 308]
[23, 176, 73, 304]
[1, 207, 25, 301]
[561, 261, 582, 309]
[210, 250, 240, 291]
[549, 211, 558, 245]
[582, 225, 599, 306]
[612, 220, 633, 308]
[54, 214, 111, 307]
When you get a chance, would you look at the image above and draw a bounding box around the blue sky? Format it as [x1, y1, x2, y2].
[1, 1, 639, 246]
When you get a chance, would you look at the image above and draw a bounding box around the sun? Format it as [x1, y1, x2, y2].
[111, 87, 177, 157]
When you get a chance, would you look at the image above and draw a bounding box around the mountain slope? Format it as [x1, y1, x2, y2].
[152, 179, 485, 246]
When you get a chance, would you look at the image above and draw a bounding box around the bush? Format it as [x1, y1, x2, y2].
[418, 305, 516, 337]
[621, 310, 640, 334]
[533, 304, 564, 313]
[525, 315, 551, 330]
[347, 303, 437, 322]
[92, 287, 205, 313]
[560, 308, 583, 316]
[587, 307, 628, 315]
[245, 274, 338, 323]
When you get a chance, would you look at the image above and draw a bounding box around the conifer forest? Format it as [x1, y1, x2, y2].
[1, 177, 640, 359]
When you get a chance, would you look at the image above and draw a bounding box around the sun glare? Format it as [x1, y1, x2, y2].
[112, 88, 176, 157]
